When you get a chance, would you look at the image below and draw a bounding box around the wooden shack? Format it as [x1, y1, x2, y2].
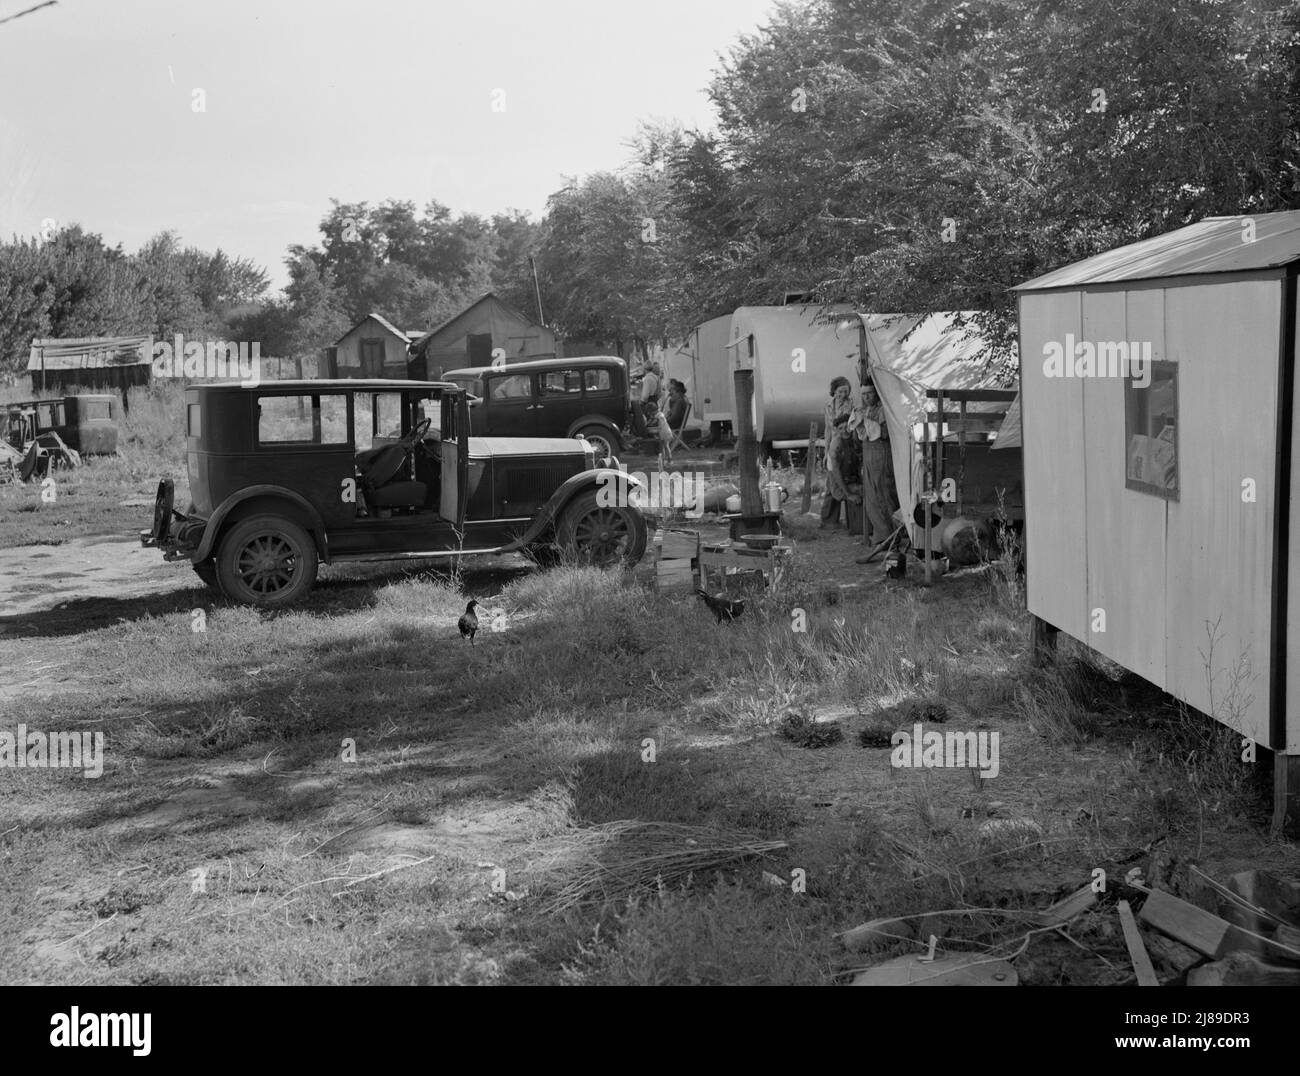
[27, 336, 152, 395]
[1015, 211, 1300, 833]
[331, 314, 420, 380]
[406, 293, 557, 380]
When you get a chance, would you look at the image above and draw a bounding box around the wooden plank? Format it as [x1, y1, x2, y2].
[1117, 900, 1160, 986]
[1137, 887, 1300, 962]
[1082, 288, 1167, 685]
[1164, 280, 1279, 746]
[1021, 290, 1088, 639]
[1138, 889, 1232, 957]
[1188, 951, 1300, 986]
[924, 389, 1019, 403]
[1032, 881, 1095, 926]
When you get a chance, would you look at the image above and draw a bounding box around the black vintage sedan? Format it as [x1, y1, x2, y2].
[141, 379, 647, 606]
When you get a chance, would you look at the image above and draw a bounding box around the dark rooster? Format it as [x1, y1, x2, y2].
[458, 599, 479, 644]
[696, 587, 744, 624]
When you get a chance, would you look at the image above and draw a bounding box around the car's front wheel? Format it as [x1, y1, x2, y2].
[557, 490, 647, 568]
[575, 426, 620, 465]
[215, 515, 318, 607]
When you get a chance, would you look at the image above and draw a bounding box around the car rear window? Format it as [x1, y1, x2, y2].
[583, 369, 612, 394]
[258, 394, 349, 445]
[187, 403, 201, 437]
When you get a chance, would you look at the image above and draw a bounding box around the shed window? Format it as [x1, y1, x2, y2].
[1124, 361, 1178, 500]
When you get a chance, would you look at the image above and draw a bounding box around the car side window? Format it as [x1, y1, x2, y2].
[583, 369, 612, 395]
[258, 394, 349, 445]
[540, 370, 582, 396]
[490, 374, 532, 401]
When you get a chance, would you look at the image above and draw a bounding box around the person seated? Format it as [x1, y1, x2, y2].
[664, 379, 689, 432]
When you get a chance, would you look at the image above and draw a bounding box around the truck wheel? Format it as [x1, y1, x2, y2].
[193, 561, 218, 589]
[557, 490, 647, 568]
[576, 426, 619, 465]
[215, 515, 318, 607]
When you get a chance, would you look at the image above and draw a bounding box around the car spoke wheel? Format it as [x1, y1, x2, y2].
[216, 515, 318, 607]
[558, 490, 647, 568]
[575, 427, 618, 466]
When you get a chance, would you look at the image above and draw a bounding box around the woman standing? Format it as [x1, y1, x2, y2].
[820, 376, 854, 528]
[849, 380, 901, 559]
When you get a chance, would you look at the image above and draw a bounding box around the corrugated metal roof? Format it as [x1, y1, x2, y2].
[27, 336, 152, 370]
[1015, 211, 1300, 291]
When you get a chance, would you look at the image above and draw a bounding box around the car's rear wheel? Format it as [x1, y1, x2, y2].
[557, 490, 647, 567]
[215, 515, 318, 607]
[576, 426, 619, 465]
[192, 561, 218, 589]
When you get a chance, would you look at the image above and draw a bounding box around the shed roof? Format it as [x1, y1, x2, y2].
[408, 293, 547, 356]
[1015, 211, 1300, 292]
[335, 313, 410, 346]
[28, 336, 153, 371]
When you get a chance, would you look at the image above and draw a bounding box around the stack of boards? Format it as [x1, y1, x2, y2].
[654, 528, 700, 594]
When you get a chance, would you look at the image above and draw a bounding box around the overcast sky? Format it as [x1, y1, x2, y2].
[0, 0, 775, 288]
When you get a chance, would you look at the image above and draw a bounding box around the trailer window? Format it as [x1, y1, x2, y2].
[1124, 361, 1178, 500]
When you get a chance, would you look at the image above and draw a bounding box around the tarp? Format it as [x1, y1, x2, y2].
[858, 312, 1008, 520]
[993, 392, 1021, 449]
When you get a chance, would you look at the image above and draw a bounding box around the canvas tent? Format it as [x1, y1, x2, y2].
[857, 312, 1009, 525]
[727, 305, 859, 445]
[1014, 210, 1300, 832]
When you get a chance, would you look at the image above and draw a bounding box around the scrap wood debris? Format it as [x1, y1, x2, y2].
[841, 866, 1300, 986]
[534, 820, 787, 913]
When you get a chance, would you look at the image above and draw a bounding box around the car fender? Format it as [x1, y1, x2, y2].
[499, 468, 645, 550]
[566, 415, 622, 441]
[195, 485, 331, 563]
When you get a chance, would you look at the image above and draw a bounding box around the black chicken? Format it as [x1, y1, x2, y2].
[696, 588, 745, 624]
[458, 599, 479, 644]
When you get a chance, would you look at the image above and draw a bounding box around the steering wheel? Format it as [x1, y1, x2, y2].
[399, 417, 432, 450]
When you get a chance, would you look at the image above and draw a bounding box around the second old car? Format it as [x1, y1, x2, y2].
[142, 379, 648, 606]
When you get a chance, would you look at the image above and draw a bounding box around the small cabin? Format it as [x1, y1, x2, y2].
[330, 314, 421, 380]
[1015, 211, 1300, 833]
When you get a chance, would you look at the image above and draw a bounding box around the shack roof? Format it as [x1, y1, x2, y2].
[28, 336, 153, 371]
[1015, 211, 1300, 292]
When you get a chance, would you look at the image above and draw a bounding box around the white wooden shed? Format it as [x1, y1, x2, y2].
[1015, 211, 1300, 833]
